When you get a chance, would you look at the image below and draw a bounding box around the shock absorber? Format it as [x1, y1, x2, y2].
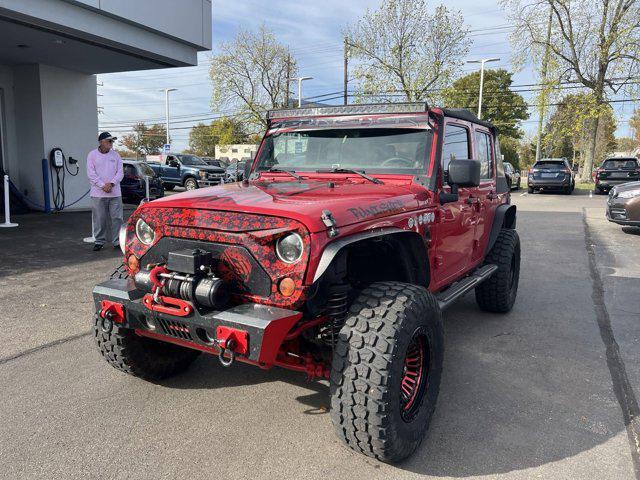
[320, 283, 349, 347]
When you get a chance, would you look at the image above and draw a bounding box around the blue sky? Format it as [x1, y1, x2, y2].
[98, 0, 636, 152]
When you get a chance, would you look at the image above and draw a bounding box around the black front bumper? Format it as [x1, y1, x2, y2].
[93, 278, 301, 365]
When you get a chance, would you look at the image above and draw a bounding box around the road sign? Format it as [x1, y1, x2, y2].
[163, 144, 171, 153]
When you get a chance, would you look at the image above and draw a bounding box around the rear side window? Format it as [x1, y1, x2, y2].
[123, 164, 137, 177]
[602, 159, 638, 170]
[475, 131, 493, 179]
[442, 124, 470, 170]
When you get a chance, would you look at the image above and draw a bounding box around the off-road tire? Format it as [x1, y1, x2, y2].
[93, 315, 201, 381]
[527, 186, 534, 194]
[330, 282, 444, 463]
[515, 179, 521, 190]
[184, 177, 198, 191]
[475, 229, 520, 313]
[563, 185, 572, 195]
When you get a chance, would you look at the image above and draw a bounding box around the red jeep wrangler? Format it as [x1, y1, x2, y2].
[93, 103, 519, 462]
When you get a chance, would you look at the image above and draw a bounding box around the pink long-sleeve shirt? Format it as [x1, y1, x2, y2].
[87, 148, 123, 198]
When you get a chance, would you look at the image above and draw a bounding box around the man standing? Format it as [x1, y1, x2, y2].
[87, 132, 124, 251]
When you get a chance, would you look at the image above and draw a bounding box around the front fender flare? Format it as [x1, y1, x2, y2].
[311, 227, 407, 283]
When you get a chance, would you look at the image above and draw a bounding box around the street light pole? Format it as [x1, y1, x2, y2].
[467, 58, 500, 119]
[289, 77, 313, 107]
[160, 88, 177, 146]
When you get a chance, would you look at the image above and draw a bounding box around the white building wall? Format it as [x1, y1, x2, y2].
[12, 65, 45, 204]
[0, 65, 18, 180]
[39, 64, 97, 210]
[0, 0, 211, 67]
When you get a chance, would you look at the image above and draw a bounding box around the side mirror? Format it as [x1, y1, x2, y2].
[440, 159, 481, 204]
[448, 159, 481, 188]
[243, 161, 252, 180]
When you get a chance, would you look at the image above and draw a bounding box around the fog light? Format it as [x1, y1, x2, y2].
[127, 254, 139, 274]
[279, 277, 296, 297]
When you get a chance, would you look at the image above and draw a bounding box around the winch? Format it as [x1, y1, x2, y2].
[134, 248, 227, 309]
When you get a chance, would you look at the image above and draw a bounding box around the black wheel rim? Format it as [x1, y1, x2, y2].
[400, 332, 429, 421]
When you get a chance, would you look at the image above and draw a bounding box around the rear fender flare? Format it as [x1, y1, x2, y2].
[485, 204, 517, 255]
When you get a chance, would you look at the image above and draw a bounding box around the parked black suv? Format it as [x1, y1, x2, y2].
[121, 160, 164, 204]
[504, 162, 521, 190]
[527, 158, 575, 194]
[594, 157, 640, 194]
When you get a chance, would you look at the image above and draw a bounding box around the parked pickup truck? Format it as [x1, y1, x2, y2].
[147, 154, 226, 191]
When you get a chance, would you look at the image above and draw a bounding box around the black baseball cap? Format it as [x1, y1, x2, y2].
[98, 132, 117, 142]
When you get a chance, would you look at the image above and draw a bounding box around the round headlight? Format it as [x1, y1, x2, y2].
[135, 218, 155, 245]
[276, 233, 303, 264]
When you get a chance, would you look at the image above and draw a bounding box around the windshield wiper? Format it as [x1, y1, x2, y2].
[267, 167, 303, 181]
[316, 168, 383, 184]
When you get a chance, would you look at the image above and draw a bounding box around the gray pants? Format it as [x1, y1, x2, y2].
[92, 196, 123, 246]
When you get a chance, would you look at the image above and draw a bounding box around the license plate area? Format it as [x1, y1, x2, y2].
[541, 173, 557, 178]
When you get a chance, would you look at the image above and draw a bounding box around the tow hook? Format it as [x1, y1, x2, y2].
[99, 300, 125, 333]
[218, 338, 236, 367]
[214, 326, 249, 367]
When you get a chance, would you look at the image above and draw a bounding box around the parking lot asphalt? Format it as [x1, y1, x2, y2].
[1, 190, 639, 480]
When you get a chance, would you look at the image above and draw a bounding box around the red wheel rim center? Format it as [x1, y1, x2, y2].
[400, 335, 427, 417]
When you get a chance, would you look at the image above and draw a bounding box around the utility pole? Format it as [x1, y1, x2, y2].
[160, 88, 177, 146]
[285, 51, 291, 107]
[289, 77, 313, 108]
[343, 38, 349, 105]
[535, 6, 554, 163]
[467, 58, 500, 119]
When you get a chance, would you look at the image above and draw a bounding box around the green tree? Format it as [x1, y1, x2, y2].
[518, 138, 537, 170]
[188, 118, 247, 156]
[498, 135, 521, 170]
[630, 109, 640, 147]
[120, 123, 166, 157]
[542, 93, 616, 167]
[211, 25, 295, 129]
[503, 0, 640, 181]
[345, 0, 470, 103]
[615, 137, 638, 153]
[443, 69, 529, 138]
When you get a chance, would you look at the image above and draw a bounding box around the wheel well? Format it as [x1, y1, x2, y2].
[503, 205, 516, 229]
[305, 231, 431, 318]
[183, 175, 198, 184]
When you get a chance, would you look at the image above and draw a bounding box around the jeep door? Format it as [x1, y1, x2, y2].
[472, 127, 498, 262]
[434, 121, 479, 287]
[164, 155, 181, 184]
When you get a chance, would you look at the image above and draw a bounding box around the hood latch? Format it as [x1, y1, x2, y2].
[321, 209, 339, 238]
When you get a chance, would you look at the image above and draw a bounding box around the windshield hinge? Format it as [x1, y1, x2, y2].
[321, 210, 339, 238]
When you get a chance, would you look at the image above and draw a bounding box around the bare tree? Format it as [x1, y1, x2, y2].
[344, 0, 471, 103]
[210, 25, 296, 129]
[503, 0, 640, 181]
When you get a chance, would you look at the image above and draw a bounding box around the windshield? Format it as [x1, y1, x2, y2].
[255, 128, 433, 175]
[602, 159, 638, 170]
[178, 155, 207, 166]
[535, 161, 566, 170]
[138, 162, 155, 176]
